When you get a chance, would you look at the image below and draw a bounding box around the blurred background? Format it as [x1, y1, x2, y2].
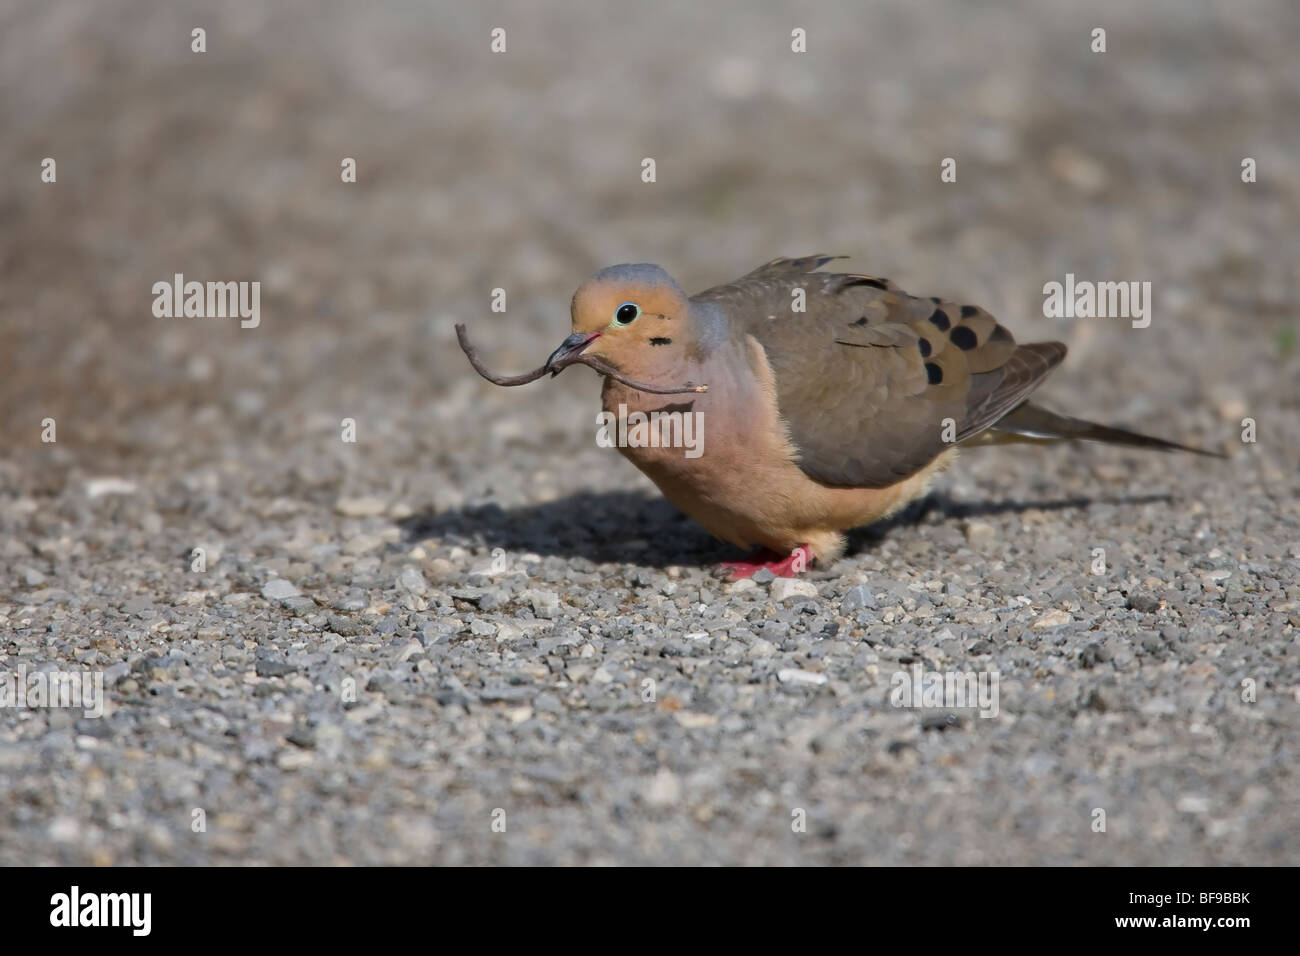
[3, 0, 1297, 505]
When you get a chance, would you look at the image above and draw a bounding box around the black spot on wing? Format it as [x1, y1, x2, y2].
[925, 362, 943, 385]
[918, 337, 931, 357]
[960, 305, 979, 318]
[650, 337, 672, 346]
[949, 326, 977, 350]
[928, 309, 950, 331]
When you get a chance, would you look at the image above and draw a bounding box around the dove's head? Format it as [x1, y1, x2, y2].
[546, 264, 694, 377]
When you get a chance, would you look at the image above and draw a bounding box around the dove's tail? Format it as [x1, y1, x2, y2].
[977, 402, 1226, 458]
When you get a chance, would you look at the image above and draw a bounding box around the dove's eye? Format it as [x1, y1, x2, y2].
[612, 302, 641, 326]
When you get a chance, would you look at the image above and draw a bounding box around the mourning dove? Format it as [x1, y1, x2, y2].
[463, 255, 1220, 578]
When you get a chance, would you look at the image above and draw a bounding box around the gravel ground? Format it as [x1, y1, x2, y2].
[2, 0, 1298, 865]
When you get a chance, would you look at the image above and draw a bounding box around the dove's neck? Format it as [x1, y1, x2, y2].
[687, 299, 729, 358]
[600, 300, 751, 419]
[599, 299, 771, 505]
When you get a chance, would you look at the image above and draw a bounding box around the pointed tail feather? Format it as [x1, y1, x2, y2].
[986, 402, 1226, 458]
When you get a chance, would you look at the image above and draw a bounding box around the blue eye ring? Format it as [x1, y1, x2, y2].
[612, 302, 641, 325]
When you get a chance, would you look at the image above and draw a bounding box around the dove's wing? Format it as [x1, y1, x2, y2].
[695, 257, 1066, 489]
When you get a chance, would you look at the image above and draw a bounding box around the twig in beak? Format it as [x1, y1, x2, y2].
[455, 324, 708, 394]
[455, 324, 550, 386]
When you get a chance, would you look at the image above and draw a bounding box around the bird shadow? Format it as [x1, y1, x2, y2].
[398, 489, 1173, 569]
[841, 490, 1173, 556]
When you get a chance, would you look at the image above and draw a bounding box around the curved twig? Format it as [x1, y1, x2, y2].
[576, 354, 708, 394]
[456, 324, 550, 386]
[455, 324, 707, 394]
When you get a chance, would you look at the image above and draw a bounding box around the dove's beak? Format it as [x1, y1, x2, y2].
[545, 331, 602, 375]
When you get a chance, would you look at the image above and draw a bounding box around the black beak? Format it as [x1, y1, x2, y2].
[544, 332, 602, 375]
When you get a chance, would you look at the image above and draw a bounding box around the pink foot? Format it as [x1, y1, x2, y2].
[718, 546, 811, 581]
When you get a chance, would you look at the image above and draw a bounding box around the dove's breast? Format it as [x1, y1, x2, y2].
[601, 335, 954, 561]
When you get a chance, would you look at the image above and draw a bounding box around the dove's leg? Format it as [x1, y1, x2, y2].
[719, 546, 810, 580]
